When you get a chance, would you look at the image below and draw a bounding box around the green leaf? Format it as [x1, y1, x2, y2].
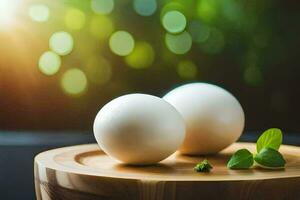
[256, 128, 283, 153]
[227, 149, 254, 169]
[194, 159, 213, 172]
[254, 147, 286, 169]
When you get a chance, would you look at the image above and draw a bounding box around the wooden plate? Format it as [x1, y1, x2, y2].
[34, 142, 300, 200]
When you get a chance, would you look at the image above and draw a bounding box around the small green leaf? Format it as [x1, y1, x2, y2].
[227, 149, 254, 169]
[256, 128, 283, 153]
[194, 159, 213, 172]
[254, 147, 286, 169]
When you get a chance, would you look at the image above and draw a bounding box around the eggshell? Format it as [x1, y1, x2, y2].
[163, 83, 245, 155]
[93, 94, 185, 165]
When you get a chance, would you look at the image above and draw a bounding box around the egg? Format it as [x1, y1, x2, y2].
[93, 94, 185, 165]
[163, 83, 245, 155]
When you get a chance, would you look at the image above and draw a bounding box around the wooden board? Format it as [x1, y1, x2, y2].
[34, 142, 300, 200]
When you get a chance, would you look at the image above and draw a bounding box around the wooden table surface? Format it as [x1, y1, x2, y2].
[35, 142, 300, 200]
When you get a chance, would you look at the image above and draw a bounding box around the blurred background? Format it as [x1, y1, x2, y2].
[0, 1, 300, 199]
[0, 0, 299, 131]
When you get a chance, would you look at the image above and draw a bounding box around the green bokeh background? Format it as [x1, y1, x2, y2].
[0, 0, 299, 131]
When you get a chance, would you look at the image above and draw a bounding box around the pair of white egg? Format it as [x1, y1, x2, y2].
[94, 83, 245, 165]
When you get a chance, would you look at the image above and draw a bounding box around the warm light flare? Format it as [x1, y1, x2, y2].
[0, 0, 20, 27]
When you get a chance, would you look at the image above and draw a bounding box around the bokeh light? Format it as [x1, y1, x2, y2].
[109, 31, 135, 56]
[165, 31, 192, 54]
[199, 28, 224, 54]
[177, 60, 198, 79]
[133, 0, 157, 16]
[160, 2, 185, 19]
[125, 42, 154, 69]
[188, 21, 210, 43]
[162, 11, 186, 34]
[85, 57, 112, 85]
[65, 8, 85, 30]
[28, 4, 49, 22]
[243, 66, 263, 86]
[197, 0, 217, 23]
[38, 51, 61, 76]
[0, 0, 297, 132]
[49, 31, 74, 56]
[89, 15, 114, 40]
[61, 68, 88, 96]
[91, 0, 114, 15]
[220, 0, 242, 23]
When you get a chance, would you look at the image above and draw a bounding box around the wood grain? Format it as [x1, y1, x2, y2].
[34, 143, 300, 200]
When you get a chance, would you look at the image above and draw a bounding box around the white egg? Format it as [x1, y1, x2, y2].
[163, 83, 245, 155]
[93, 93, 185, 165]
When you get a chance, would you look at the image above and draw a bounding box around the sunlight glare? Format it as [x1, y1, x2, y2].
[0, 0, 20, 27]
